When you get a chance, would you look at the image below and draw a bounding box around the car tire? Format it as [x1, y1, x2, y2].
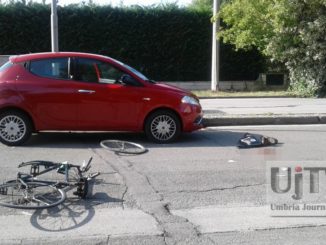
[0, 111, 32, 146]
[145, 110, 181, 143]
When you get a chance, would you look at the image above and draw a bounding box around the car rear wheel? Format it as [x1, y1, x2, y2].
[0, 111, 32, 146]
[145, 110, 181, 143]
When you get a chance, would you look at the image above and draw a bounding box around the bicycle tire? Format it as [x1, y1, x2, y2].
[0, 181, 66, 209]
[100, 140, 148, 154]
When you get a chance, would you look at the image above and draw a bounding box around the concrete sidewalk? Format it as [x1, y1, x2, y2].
[201, 98, 326, 126]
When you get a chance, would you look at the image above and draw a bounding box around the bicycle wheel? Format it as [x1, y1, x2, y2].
[0, 181, 66, 209]
[100, 140, 148, 154]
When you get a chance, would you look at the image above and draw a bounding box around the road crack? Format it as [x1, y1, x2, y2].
[203, 224, 326, 235]
[121, 186, 128, 209]
[167, 183, 265, 194]
[253, 224, 326, 232]
[92, 148, 206, 245]
[91, 149, 129, 210]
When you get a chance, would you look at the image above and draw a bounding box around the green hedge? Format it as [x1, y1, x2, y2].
[0, 3, 266, 81]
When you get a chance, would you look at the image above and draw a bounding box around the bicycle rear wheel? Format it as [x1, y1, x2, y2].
[100, 140, 147, 154]
[0, 181, 66, 209]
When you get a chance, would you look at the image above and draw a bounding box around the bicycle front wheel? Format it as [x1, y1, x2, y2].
[0, 181, 66, 209]
[100, 140, 148, 154]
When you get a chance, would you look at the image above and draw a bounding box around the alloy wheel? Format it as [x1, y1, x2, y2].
[0, 115, 27, 143]
[150, 115, 177, 141]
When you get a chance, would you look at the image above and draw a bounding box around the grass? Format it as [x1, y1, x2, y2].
[192, 90, 297, 98]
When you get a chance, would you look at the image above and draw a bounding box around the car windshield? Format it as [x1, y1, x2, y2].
[0, 61, 13, 72]
[111, 58, 149, 81]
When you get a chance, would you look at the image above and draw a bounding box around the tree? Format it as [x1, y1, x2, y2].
[189, 0, 229, 11]
[218, 0, 326, 96]
[189, 0, 212, 11]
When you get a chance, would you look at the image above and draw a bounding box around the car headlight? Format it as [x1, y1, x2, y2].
[181, 96, 200, 106]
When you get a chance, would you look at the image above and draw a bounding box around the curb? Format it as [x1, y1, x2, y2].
[199, 96, 297, 99]
[203, 114, 326, 127]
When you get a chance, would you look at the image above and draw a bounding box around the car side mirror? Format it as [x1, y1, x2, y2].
[121, 74, 140, 86]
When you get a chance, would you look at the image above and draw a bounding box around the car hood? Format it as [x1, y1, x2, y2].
[150, 82, 192, 96]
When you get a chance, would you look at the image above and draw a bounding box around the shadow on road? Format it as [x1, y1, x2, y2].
[9, 129, 283, 149]
[22, 132, 147, 149]
[30, 192, 123, 232]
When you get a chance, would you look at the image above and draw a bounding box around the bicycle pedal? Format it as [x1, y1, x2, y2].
[73, 190, 86, 198]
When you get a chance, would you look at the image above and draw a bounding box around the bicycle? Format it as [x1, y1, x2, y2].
[0, 157, 100, 209]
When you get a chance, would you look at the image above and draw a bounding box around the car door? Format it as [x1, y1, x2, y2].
[73, 57, 145, 130]
[17, 57, 78, 130]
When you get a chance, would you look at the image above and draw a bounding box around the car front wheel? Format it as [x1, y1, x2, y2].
[0, 111, 32, 146]
[145, 110, 181, 143]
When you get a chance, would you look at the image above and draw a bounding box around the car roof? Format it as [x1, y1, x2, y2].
[10, 52, 113, 63]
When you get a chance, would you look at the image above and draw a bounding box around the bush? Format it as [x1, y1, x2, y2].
[0, 3, 266, 81]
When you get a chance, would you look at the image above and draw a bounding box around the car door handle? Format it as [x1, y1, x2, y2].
[78, 89, 96, 94]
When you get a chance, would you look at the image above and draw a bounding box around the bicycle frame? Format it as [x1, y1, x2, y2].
[0, 157, 99, 209]
[16, 160, 91, 192]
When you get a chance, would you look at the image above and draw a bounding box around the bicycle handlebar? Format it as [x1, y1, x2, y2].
[81, 157, 92, 172]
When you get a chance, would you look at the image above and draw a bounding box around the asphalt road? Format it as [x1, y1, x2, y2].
[1, 125, 326, 244]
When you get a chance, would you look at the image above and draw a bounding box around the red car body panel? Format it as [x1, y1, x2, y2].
[0, 52, 203, 135]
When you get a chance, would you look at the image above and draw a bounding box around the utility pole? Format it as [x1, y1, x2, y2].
[51, 0, 59, 52]
[211, 0, 220, 91]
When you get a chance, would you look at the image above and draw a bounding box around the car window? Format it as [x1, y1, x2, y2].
[75, 58, 125, 84]
[29, 58, 70, 80]
[110, 58, 149, 81]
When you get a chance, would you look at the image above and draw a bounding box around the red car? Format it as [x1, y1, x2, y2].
[0, 52, 203, 146]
